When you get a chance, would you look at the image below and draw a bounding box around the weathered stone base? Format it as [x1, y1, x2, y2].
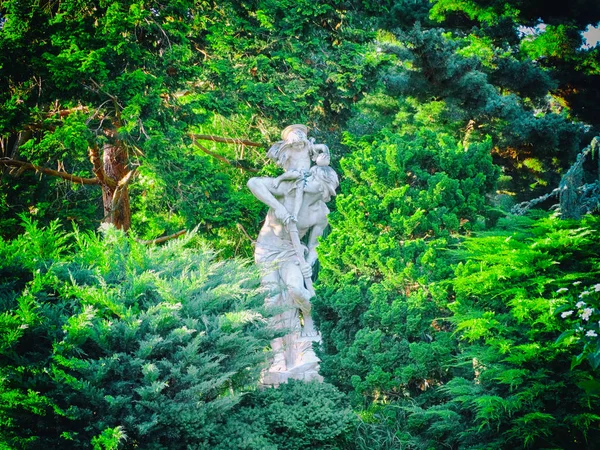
[261, 367, 323, 385]
[261, 334, 323, 386]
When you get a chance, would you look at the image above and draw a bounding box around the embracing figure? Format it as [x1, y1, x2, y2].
[247, 125, 338, 382]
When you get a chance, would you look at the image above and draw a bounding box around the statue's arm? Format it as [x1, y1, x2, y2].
[247, 177, 294, 224]
[310, 143, 331, 166]
[311, 143, 329, 155]
[273, 169, 303, 188]
[305, 217, 328, 267]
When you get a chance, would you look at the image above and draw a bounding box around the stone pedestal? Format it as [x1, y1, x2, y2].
[261, 333, 323, 386]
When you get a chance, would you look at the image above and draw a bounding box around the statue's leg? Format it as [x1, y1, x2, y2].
[279, 261, 311, 310]
[279, 261, 318, 337]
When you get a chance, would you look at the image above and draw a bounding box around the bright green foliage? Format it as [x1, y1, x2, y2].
[3, 0, 600, 448]
[91, 426, 127, 450]
[1, 0, 593, 242]
[0, 218, 278, 449]
[196, 0, 377, 126]
[368, 2, 598, 202]
[445, 215, 600, 448]
[0, 0, 208, 234]
[129, 149, 263, 258]
[314, 115, 499, 403]
[0, 0, 382, 246]
[373, 215, 600, 449]
[430, 0, 520, 25]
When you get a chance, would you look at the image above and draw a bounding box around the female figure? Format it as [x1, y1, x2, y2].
[247, 127, 338, 375]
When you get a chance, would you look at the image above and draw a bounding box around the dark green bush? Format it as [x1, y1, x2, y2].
[210, 380, 357, 450]
[0, 218, 278, 449]
[315, 124, 499, 403]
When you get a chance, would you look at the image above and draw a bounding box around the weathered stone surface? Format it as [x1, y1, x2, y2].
[247, 125, 338, 386]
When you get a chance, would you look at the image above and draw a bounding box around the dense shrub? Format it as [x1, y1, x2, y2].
[0, 218, 278, 449]
[209, 380, 357, 450]
[352, 214, 600, 449]
[314, 125, 499, 402]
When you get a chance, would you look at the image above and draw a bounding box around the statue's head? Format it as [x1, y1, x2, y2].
[281, 124, 308, 142]
[310, 165, 339, 202]
[267, 124, 312, 170]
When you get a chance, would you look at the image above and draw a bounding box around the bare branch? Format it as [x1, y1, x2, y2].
[145, 17, 172, 50]
[138, 119, 150, 139]
[23, 122, 57, 132]
[237, 223, 256, 244]
[0, 158, 100, 185]
[21, 106, 90, 133]
[89, 78, 123, 126]
[86, 100, 112, 125]
[117, 169, 137, 188]
[190, 134, 264, 147]
[137, 229, 187, 245]
[192, 141, 259, 173]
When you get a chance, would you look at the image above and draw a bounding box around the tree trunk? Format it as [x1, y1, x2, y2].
[101, 142, 131, 230]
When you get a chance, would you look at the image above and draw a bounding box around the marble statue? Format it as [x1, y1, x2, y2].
[247, 124, 338, 385]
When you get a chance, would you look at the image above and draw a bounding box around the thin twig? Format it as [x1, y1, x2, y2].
[86, 100, 112, 125]
[237, 223, 256, 244]
[190, 134, 264, 147]
[192, 141, 259, 173]
[137, 229, 187, 245]
[89, 78, 123, 126]
[47, 105, 89, 118]
[146, 17, 172, 50]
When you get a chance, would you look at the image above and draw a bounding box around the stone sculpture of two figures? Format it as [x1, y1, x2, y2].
[248, 124, 339, 385]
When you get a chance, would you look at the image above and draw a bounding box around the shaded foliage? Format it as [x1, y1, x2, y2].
[2, 1, 600, 449]
[372, 215, 600, 449]
[209, 380, 356, 450]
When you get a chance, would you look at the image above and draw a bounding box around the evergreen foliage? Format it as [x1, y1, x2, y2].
[1, 0, 595, 239]
[314, 118, 499, 401]
[2, 1, 600, 449]
[0, 218, 278, 449]
[209, 380, 356, 450]
[412, 215, 600, 449]
[375, 23, 584, 199]
[430, 0, 600, 129]
[345, 214, 600, 449]
[0, 0, 380, 249]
